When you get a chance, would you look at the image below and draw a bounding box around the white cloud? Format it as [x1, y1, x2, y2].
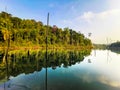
[81, 73, 120, 88]
[79, 12, 94, 22]
[81, 9, 120, 43]
[98, 76, 120, 88]
[77, 9, 120, 23]
[108, 0, 120, 9]
[62, 9, 120, 44]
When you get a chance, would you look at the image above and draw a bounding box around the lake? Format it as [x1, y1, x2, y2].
[0, 49, 120, 90]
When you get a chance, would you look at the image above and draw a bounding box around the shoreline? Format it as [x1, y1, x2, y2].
[0, 45, 92, 51]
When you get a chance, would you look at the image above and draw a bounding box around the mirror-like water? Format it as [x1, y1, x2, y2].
[0, 49, 120, 90]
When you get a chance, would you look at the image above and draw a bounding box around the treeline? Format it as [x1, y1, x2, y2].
[0, 11, 92, 48]
[109, 41, 120, 48]
[93, 44, 107, 49]
[108, 41, 120, 50]
[93, 41, 120, 49]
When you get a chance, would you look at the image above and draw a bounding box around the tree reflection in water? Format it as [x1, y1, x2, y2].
[0, 49, 91, 90]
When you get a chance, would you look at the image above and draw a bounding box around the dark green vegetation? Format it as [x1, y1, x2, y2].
[108, 41, 120, 54]
[108, 41, 120, 49]
[0, 11, 92, 49]
[93, 42, 120, 54]
[0, 49, 91, 80]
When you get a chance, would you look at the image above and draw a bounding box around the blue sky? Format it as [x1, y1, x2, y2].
[0, 0, 120, 44]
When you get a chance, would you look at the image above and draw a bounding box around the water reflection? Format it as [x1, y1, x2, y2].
[0, 49, 120, 90]
[110, 49, 120, 54]
[0, 50, 90, 77]
[0, 50, 91, 90]
[82, 50, 120, 89]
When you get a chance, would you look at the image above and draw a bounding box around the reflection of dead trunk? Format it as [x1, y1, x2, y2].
[4, 37, 10, 61]
[88, 59, 91, 63]
[3, 36, 10, 62]
[4, 36, 10, 80]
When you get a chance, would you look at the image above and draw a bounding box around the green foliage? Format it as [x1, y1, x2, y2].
[0, 11, 92, 48]
[0, 49, 91, 78]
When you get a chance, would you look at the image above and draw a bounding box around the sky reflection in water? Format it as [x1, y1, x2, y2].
[0, 50, 120, 90]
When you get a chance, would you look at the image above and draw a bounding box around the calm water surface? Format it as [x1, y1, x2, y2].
[0, 50, 120, 90]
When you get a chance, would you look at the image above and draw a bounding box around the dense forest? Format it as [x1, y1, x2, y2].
[0, 11, 92, 49]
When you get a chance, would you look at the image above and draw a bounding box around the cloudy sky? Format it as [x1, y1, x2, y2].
[0, 0, 120, 44]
